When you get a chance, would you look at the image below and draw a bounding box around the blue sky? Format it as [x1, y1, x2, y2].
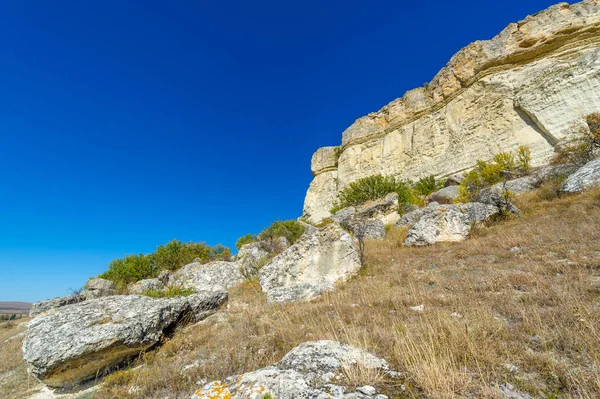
[0, 0, 558, 302]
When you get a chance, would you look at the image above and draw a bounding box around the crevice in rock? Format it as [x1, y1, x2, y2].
[514, 103, 559, 147]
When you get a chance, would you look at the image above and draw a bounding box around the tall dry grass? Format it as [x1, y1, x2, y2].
[96, 188, 600, 399]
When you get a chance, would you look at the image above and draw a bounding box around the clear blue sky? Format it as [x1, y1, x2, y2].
[0, 0, 558, 302]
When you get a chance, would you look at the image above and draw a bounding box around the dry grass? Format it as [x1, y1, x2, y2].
[0, 319, 43, 399]
[4, 188, 600, 399]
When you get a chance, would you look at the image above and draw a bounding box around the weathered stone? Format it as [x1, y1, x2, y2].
[476, 189, 521, 216]
[490, 175, 537, 195]
[396, 207, 425, 229]
[311, 146, 339, 176]
[169, 261, 245, 292]
[428, 185, 459, 203]
[191, 340, 396, 399]
[333, 208, 385, 240]
[561, 158, 600, 192]
[30, 295, 85, 317]
[22, 292, 227, 387]
[82, 278, 116, 300]
[404, 202, 500, 246]
[259, 224, 361, 303]
[303, 1, 600, 223]
[127, 278, 165, 295]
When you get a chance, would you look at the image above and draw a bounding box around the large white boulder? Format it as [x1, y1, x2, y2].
[404, 202, 500, 246]
[191, 340, 398, 399]
[22, 292, 227, 388]
[169, 261, 245, 292]
[259, 224, 361, 303]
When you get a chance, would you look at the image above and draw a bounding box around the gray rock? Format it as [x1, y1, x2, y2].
[23, 291, 227, 387]
[428, 185, 459, 203]
[157, 270, 171, 285]
[357, 385, 377, 396]
[191, 340, 396, 399]
[498, 383, 533, 399]
[396, 207, 425, 229]
[404, 202, 500, 246]
[561, 158, 600, 192]
[476, 189, 520, 216]
[235, 242, 269, 279]
[259, 224, 361, 303]
[490, 175, 537, 195]
[30, 294, 85, 317]
[169, 261, 245, 292]
[333, 208, 385, 240]
[533, 163, 578, 184]
[82, 278, 117, 300]
[127, 278, 165, 295]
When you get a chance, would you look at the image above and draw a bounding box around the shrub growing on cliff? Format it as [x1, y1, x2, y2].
[258, 220, 305, 246]
[331, 174, 415, 214]
[235, 234, 255, 250]
[553, 112, 600, 166]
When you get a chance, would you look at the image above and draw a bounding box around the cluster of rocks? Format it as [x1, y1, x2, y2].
[191, 340, 398, 399]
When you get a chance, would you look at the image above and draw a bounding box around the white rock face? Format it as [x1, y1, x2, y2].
[561, 158, 600, 191]
[303, 1, 600, 223]
[127, 278, 165, 295]
[22, 292, 227, 388]
[191, 340, 396, 399]
[82, 278, 116, 300]
[259, 224, 361, 303]
[169, 261, 245, 292]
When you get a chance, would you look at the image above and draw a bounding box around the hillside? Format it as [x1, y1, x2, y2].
[3, 1, 600, 399]
[2, 185, 599, 398]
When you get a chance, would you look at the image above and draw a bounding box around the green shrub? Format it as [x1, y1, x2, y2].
[99, 239, 232, 286]
[258, 220, 305, 245]
[235, 234, 255, 250]
[413, 175, 445, 196]
[331, 174, 416, 214]
[99, 254, 156, 285]
[456, 146, 532, 203]
[140, 287, 196, 298]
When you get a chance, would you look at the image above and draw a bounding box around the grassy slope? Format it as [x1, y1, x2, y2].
[3, 188, 600, 399]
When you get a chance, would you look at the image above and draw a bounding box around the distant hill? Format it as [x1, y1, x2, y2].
[0, 301, 31, 314]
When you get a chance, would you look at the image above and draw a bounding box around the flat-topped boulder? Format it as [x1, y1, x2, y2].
[30, 294, 84, 317]
[22, 291, 227, 388]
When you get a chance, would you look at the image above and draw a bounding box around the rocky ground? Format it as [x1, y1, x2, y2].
[3, 184, 597, 399]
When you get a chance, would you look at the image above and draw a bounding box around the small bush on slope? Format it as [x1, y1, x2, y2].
[235, 234, 255, 250]
[412, 175, 445, 196]
[457, 146, 532, 203]
[99, 240, 231, 286]
[331, 174, 416, 214]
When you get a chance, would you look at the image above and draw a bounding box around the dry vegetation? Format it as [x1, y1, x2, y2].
[3, 188, 600, 399]
[0, 318, 42, 399]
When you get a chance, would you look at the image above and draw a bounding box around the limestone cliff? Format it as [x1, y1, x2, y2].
[303, 0, 600, 223]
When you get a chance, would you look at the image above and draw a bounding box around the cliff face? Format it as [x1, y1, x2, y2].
[303, 0, 600, 223]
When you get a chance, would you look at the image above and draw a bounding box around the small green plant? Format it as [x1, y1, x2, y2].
[413, 175, 445, 196]
[261, 394, 274, 399]
[330, 174, 416, 214]
[141, 286, 196, 298]
[99, 240, 232, 287]
[517, 145, 532, 173]
[456, 146, 532, 203]
[258, 220, 305, 246]
[235, 234, 256, 250]
[333, 146, 343, 159]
